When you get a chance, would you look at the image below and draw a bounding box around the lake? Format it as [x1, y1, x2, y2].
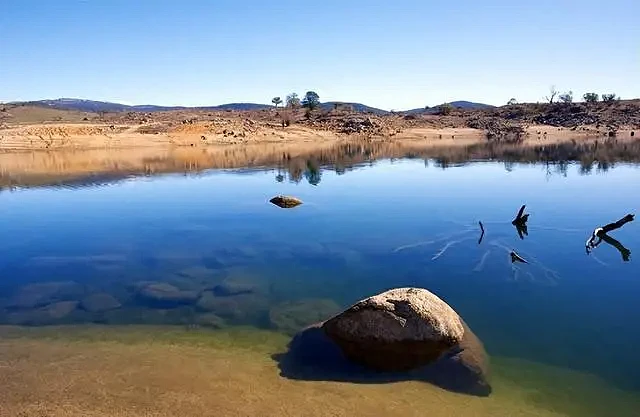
[1, 142, 639, 416]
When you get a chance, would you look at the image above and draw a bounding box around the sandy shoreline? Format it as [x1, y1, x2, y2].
[0, 121, 635, 152]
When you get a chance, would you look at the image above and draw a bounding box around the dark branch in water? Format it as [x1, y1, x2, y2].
[586, 214, 634, 261]
[512, 204, 530, 239]
[478, 221, 485, 245]
[600, 214, 635, 234]
[512, 205, 529, 225]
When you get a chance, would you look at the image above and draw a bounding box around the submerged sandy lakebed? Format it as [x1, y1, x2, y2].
[0, 325, 638, 417]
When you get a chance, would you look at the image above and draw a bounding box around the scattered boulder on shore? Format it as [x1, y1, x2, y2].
[81, 293, 122, 313]
[269, 195, 303, 209]
[322, 287, 464, 372]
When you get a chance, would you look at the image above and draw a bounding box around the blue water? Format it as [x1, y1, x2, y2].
[0, 158, 639, 396]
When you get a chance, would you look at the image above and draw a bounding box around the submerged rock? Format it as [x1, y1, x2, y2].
[194, 313, 226, 329]
[5, 301, 80, 325]
[81, 293, 122, 313]
[269, 299, 342, 335]
[269, 195, 303, 209]
[196, 291, 268, 324]
[212, 275, 263, 297]
[136, 282, 199, 307]
[322, 287, 464, 372]
[8, 281, 84, 309]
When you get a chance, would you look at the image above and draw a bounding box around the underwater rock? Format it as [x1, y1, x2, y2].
[5, 301, 80, 325]
[102, 306, 196, 325]
[136, 282, 199, 307]
[196, 291, 268, 324]
[211, 275, 263, 297]
[269, 299, 342, 335]
[194, 313, 226, 329]
[8, 281, 84, 309]
[322, 287, 464, 372]
[269, 195, 303, 209]
[81, 293, 122, 313]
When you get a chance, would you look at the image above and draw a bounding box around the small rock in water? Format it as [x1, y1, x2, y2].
[322, 287, 464, 372]
[269, 195, 303, 209]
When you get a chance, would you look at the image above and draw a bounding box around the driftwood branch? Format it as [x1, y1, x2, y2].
[478, 221, 485, 245]
[586, 214, 634, 261]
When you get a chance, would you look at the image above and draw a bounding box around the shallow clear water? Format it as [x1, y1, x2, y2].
[1, 156, 639, 412]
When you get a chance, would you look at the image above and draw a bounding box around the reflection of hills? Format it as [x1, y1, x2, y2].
[2, 138, 640, 189]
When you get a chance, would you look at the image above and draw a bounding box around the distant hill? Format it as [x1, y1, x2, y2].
[405, 101, 495, 114]
[16, 98, 387, 114]
[10, 98, 492, 115]
[10, 98, 273, 113]
[321, 102, 388, 114]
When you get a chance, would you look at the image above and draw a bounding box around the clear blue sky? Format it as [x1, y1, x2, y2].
[1, 0, 638, 110]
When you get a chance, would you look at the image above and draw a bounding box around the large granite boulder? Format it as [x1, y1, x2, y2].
[322, 287, 464, 371]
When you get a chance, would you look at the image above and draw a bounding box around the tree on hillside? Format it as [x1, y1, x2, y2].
[583, 93, 599, 103]
[272, 97, 282, 108]
[301, 91, 321, 111]
[559, 91, 573, 104]
[507, 98, 518, 105]
[545, 85, 558, 103]
[602, 93, 618, 102]
[436, 103, 453, 115]
[286, 93, 301, 108]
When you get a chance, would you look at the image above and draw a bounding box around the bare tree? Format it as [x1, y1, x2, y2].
[544, 85, 558, 104]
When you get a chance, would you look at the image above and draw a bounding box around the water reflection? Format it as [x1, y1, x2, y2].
[2, 137, 640, 190]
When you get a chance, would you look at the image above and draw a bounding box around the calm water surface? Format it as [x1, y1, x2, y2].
[1, 157, 639, 413]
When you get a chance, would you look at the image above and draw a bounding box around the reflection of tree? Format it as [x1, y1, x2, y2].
[304, 159, 322, 186]
[579, 159, 593, 175]
[555, 161, 569, 177]
[434, 158, 450, 169]
[504, 161, 515, 172]
[597, 161, 612, 173]
[289, 166, 304, 184]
